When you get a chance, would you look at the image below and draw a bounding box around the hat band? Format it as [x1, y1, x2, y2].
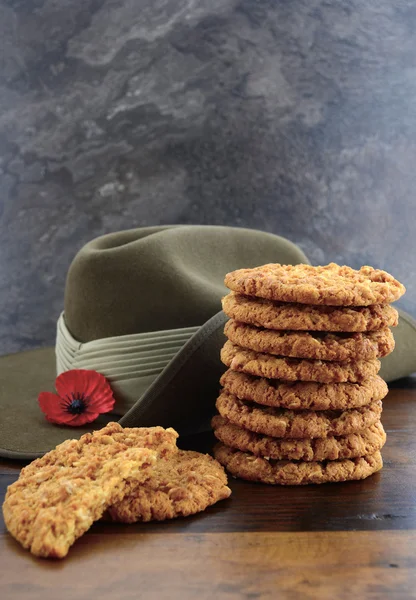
[55, 313, 200, 415]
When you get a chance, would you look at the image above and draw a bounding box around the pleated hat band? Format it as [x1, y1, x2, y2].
[55, 313, 200, 416]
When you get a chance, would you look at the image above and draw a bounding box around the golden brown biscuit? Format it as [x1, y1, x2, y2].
[224, 263, 405, 306]
[22, 422, 178, 479]
[224, 320, 395, 361]
[222, 292, 399, 332]
[216, 391, 382, 438]
[108, 450, 231, 523]
[221, 340, 380, 383]
[214, 443, 383, 485]
[3, 423, 163, 558]
[212, 415, 386, 461]
[220, 369, 388, 411]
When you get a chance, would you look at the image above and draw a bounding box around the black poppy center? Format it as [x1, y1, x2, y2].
[64, 392, 89, 414]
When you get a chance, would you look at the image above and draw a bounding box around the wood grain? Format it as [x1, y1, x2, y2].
[1, 384, 415, 599]
[1, 531, 415, 600]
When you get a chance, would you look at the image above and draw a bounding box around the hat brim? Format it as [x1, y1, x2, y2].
[0, 348, 117, 459]
[0, 312, 228, 459]
[1, 309, 415, 460]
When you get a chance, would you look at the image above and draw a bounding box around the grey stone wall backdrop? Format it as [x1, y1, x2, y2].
[0, 0, 415, 355]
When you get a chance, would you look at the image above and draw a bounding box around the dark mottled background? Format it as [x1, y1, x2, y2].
[0, 0, 415, 355]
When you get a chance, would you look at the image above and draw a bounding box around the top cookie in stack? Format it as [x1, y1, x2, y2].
[213, 263, 405, 486]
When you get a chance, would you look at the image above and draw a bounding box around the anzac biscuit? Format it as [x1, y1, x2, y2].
[222, 292, 399, 332]
[221, 341, 380, 383]
[214, 443, 383, 485]
[220, 370, 388, 411]
[108, 450, 231, 523]
[224, 263, 405, 306]
[212, 415, 386, 461]
[216, 391, 382, 438]
[224, 320, 394, 361]
[2, 423, 164, 558]
[22, 422, 178, 479]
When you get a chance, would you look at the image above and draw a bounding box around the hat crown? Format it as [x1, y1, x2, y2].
[64, 225, 308, 343]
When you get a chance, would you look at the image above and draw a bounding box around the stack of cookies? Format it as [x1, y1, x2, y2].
[213, 263, 405, 485]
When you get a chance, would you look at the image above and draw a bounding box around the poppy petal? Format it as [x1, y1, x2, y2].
[81, 371, 109, 398]
[55, 369, 96, 398]
[86, 386, 115, 413]
[62, 411, 101, 427]
[38, 392, 74, 425]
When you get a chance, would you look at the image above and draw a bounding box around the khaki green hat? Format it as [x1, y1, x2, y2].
[0, 225, 414, 460]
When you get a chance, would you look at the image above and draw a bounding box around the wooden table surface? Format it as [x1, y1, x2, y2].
[1, 380, 416, 600]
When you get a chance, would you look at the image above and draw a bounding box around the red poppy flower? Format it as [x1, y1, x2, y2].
[38, 369, 115, 426]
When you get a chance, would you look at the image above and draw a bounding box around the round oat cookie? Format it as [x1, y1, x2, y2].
[222, 292, 399, 332]
[2, 422, 164, 558]
[220, 370, 388, 411]
[213, 443, 383, 485]
[212, 416, 386, 462]
[22, 422, 179, 479]
[224, 319, 394, 361]
[221, 340, 380, 383]
[107, 450, 231, 523]
[216, 391, 383, 438]
[224, 262, 405, 306]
